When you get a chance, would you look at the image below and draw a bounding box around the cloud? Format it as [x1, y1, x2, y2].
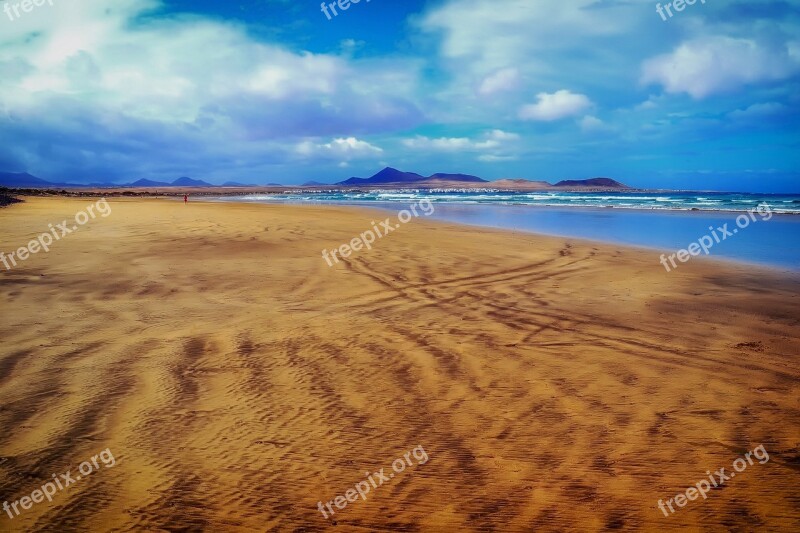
[419, 0, 635, 71]
[478, 154, 517, 162]
[296, 137, 383, 160]
[403, 136, 471, 151]
[520, 90, 592, 121]
[478, 68, 520, 96]
[641, 36, 800, 99]
[402, 129, 519, 152]
[401, 129, 520, 163]
[0, 0, 422, 181]
[414, 0, 645, 124]
[727, 102, 788, 120]
[634, 98, 658, 111]
[579, 115, 608, 133]
[484, 129, 520, 142]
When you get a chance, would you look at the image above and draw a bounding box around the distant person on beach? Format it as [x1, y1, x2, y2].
[184, 194, 188, 204]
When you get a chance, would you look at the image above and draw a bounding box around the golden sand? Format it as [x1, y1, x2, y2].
[0, 197, 798, 531]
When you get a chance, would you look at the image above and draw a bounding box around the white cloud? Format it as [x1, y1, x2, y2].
[634, 98, 658, 111]
[485, 129, 520, 142]
[478, 68, 520, 96]
[419, 0, 634, 72]
[403, 136, 470, 151]
[0, 0, 424, 180]
[641, 37, 800, 99]
[414, 0, 643, 123]
[402, 129, 520, 163]
[728, 102, 787, 120]
[402, 130, 519, 152]
[520, 90, 592, 121]
[579, 115, 608, 133]
[296, 137, 383, 159]
[478, 154, 517, 162]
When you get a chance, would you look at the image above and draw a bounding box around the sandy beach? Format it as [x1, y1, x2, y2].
[1, 197, 799, 531]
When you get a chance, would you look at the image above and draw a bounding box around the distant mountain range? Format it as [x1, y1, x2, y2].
[0, 168, 629, 190]
[336, 167, 628, 190]
[553, 178, 625, 188]
[338, 167, 487, 186]
[128, 177, 216, 187]
[0, 172, 221, 189]
[0, 172, 85, 188]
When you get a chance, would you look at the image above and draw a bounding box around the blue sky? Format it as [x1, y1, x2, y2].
[1, 0, 798, 191]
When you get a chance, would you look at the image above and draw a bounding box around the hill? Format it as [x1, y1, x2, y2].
[0, 169, 631, 191]
[172, 177, 214, 187]
[332, 168, 629, 190]
[554, 178, 628, 188]
[130, 179, 172, 187]
[0, 172, 66, 188]
[338, 167, 487, 186]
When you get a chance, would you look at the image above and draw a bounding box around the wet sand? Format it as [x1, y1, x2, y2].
[0, 197, 799, 531]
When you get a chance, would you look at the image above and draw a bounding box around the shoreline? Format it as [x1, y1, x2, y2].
[206, 194, 800, 215]
[200, 197, 800, 273]
[3, 188, 799, 215]
[6, 194, 799, 272]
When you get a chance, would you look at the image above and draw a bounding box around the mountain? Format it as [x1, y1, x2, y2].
[338, 167, 486, 186]
[491, 179, 552, 190]
[338, 167, 425, 185]
[0, 172, 221, 188]
[429, 172, 486, 183]
[171, 177, 214, 187]
[130, 178, 172, 187]
[336, 169, 628, 190]
[0, 169, 630, 191]
[554, 178, 628, 188]
[0, 172, 63, 188]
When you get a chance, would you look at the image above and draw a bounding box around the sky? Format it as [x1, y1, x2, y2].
[0, 0, 798, 191]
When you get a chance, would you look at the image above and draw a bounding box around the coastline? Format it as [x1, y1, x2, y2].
[204, 197, 800, 271]
[4, 187, 800, 214]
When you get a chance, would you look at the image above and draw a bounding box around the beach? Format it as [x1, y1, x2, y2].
[1, 196, 799, 531]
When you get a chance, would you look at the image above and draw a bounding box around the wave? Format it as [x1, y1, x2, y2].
[215, 192, 800, 214]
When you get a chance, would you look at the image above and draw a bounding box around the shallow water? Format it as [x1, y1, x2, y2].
[217, 195, 800, 270]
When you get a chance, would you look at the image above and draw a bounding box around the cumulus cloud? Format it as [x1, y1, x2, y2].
[579, 115, 609, 133]
[296, 137, 383, 160]
[478, 154, 517, 162]
[520, 90, 592, 121]
[727, 102, 788, 120]
[402, 129, 519, 152]
[478, 68, 521, 96]
[0, 0, 422, 181]
[641, 36, 800, 99]
[402, 129, 520, 163]
[419, 0, 635, 71]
